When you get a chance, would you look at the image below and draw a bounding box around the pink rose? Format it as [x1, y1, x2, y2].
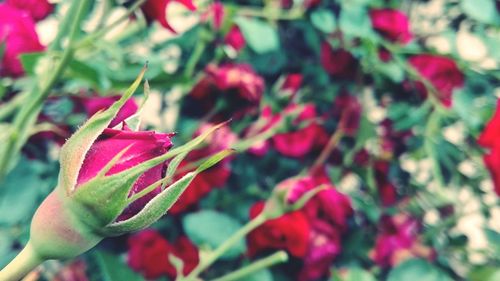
[6, 0, 54, 21]
[0, 3, 44, 77]
[371, 214, 435, 267]
[76, 123, 175, 221]
[224, 26, 246, 52]
[408, 54, 464, 107]
[320, 42, 358, 79]
[478, 99, 500, 196]
[272, 104, 328, 158]
[370, 9, 413, 44]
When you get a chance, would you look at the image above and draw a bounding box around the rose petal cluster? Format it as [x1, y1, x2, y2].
[370, 214, 435, 267]
[128, 229, 199, 279]
[272, 103, 328, 158]
[320, 42, 358, 79]
[408, 54, 464, 107]
[0, 3, 45, 77]
[189, 63, 264, 119]
[478, 100, 500, 196]
[6, 0, 53, 22]
[141, 0, 197, 33]
[247, 173, 353, 280]
[370, 9, 413, 44]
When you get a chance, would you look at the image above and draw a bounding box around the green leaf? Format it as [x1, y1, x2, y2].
[94, 251, 144, 281]
[342, 267, 377, 281]
[183, 210, 246, 259]
[19, 52, 44, 75]
[339, 5, 374, 38]
[387, 259, 453, 281]
[0, 158, 46, 225]
[235, 17, 280, 53]
[461, 0, 499, 24]
[469, 266, 500, 281]
[310, 9, 336, 33]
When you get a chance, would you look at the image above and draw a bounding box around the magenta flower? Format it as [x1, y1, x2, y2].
[6, 0, 54, 21]
[370, 9, 413, 44]
[0, 3, 44, 77]
[320, 43, 358, 79]
[224, 26, 246, 52]
[141, 0, 197, 33]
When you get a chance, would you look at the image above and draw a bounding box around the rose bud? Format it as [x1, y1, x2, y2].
[0, 69, 233, 281]
[370, 9, 413, 44]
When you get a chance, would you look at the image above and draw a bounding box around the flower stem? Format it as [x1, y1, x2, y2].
[0, 242, 43, 281]
[183, 213, 268, 280]
[310, 129, 344, 174]
[209, 251, 288, 281]
[424, 109, 445, 188]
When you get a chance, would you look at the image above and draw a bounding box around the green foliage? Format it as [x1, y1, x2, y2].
[235, 17, 280, 54]
[387, 259, 453, 281]
[93, 251, 144, 281]
[311, 9, 337, 34]
[183, 210, 246, 259]
[460, 0, 500, 24]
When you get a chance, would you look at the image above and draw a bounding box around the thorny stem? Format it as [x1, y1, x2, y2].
[310, 129, 344, 174]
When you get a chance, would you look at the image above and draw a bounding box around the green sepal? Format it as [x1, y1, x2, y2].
[102, 149, 234, 236]
[58, 66, 146, 195]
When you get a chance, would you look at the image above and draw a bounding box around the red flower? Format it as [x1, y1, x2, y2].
[245, 106, 281, 156]
[370, 9, 413, 44]
[298, 220, 342, 281]
[247, 201, 311, 258]
[128, 230, 199, 279]
[370, 214, 435, 267]
[272, 104, 328, 158]
[279, 73, 303, 98]
[374, 161, 398, 206]
[478, 99, 500, 196]
[320, 43, 358, 79]
[201, 1, 224, 30]
[224, 26, 246, 52]
[76, 122, 174, 221]
[169, 123, 237, 214]
[408, 54, 464, 107]
[141, 0, 197, 33]
[6, 0, 54, 21]
[190, 64, 264, 119]
[0, 3, 44, 77]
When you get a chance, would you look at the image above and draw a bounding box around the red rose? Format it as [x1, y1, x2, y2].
[247, 201, 311, 258]
[408, 54, 464, 107]
[278, 73, 303, 99]
[76, 121, 174, 221]
[169, 123, 237, 214]
[190, 64, 264, 119]
[370, 9, 413, 44]
[272, 104, 328, 158]
[224, 25, 246, 52]
[320, 42, 358, 79]
[245, 106, 281, 156]
[6, 0, 54, 21]
[128, 230, 199, 279]
[298, 220, 342, 281]
[478, 99, 500, 196]
[370, 214, 435, 267]
[374, 161, 398, 206]
[0, 3, 44, 77]
[201, 1, 224, 30]
[141, 0, 197, 33]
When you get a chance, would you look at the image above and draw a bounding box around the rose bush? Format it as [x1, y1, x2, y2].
[0, 0, 499, 281]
